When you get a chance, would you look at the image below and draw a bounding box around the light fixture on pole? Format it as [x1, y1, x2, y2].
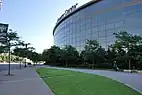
[0, 23, 9, 75]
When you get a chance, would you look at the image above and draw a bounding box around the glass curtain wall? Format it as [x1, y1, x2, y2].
[54, 0, 142, 51]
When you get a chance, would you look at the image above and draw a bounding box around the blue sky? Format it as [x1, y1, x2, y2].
[0, 0, 89, 53]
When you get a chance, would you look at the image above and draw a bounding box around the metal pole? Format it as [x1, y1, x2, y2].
[8, 43, 11, 75]
[19, 59, 22, 69]
[24, 44, 27, 68]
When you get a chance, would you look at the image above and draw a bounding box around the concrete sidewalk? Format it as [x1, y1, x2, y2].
[0, 67, 54, 95]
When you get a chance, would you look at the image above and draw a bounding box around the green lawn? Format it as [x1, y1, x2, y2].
[37, 68, 141, 95]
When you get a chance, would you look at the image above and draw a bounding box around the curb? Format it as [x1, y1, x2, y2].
[54, 67, 142, 94]
[100, 75, 142, 94]
[80, 71, 142, 94]
[37, 67, 142, 94]
[35, 68, 55, 95]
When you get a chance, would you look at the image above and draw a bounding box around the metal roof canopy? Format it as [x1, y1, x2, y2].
[0, 23, 9, 44]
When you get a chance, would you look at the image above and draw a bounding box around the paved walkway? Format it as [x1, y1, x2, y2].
[0, 67, 53, 95]
[43, 66, 142, 93]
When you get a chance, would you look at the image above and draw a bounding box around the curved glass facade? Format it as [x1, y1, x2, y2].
[54, 0, 142, 51]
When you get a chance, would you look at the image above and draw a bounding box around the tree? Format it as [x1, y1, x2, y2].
[62, 45, 79, 67]
[42, 45, 62, 66]
[0, 46, 5, 54]
[136, 45, 142, 69]
[28, 51, 39, 63]
[82, 40, 100, 69]
[7, 31, 19, 42]
[112, 31, 142, 69]
[95, 46, 106, 67]
[13, 45, 38, 64]
[42, 49, 49, 64]
[3, 30, 21, 75]
[106, 48, 117, 63]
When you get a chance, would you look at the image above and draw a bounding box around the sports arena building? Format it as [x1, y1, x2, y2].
[53, 0, 142, 51]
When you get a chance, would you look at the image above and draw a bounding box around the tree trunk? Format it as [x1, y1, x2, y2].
[92, 59, 95, 69]
[129, 59, 131, 70]
[1, 56, 4, 61]
[8, 45, 11, 75]
[66, 59, 68, 67]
